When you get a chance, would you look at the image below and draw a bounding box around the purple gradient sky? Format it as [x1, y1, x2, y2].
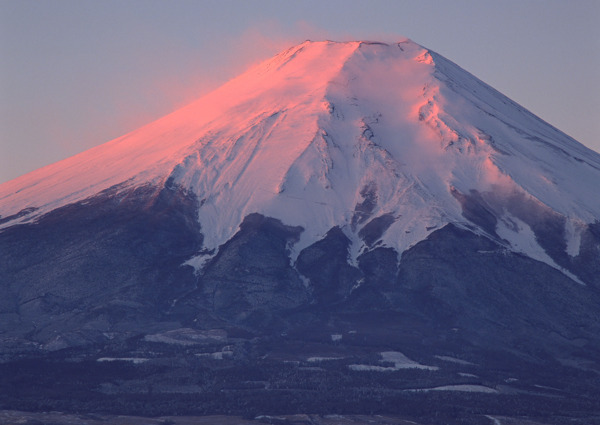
[1, 0, 599, 184]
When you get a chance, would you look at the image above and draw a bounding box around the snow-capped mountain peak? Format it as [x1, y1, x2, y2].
[1, 40, 599, 281]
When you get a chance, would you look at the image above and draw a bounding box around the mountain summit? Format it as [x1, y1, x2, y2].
[2, 40, 599, 280]
[1, 40, 599, 421]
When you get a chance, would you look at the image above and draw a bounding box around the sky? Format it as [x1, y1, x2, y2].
[1, 0, 599, 184]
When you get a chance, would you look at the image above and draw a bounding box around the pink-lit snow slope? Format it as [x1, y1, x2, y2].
[0, 41, 360, 222]
[1, 40, 599, 272]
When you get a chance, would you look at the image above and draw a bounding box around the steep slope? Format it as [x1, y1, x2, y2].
[2, 40, 599, 283]
[0, 41, 359, 227]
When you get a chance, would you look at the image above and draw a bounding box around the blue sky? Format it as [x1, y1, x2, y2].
[1, 0, 599, 183]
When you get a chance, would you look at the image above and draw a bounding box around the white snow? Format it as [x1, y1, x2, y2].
[182, 252, 216, 274]
[348, 364, 397, 372]
[496, 213, 586, 285]
[533, 384, 562, 391]
[564, 218, 584, 257]
[307, 356, 343, 362]
[430, 384, 498, 393]
[496, 214, 556, 265]
[144, 328, 227, 345]
[97, 357, 148, 364]
[412, 384, 498, 393]
[381, 351, 439, 370]
[349, 351, 438, 372]
[486, 416, 503, 425]
[196, 350, 233, 360]
[1, 40, 599, 280]
[434, 355, 475, 365]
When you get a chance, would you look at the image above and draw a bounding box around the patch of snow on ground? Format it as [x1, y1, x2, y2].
[486, 415, 503, 425]
[307, 357, 344, 362]
[348, 364, 398, 372]
[412, 384, 497, 393]
[144, 328, 226, 345]
[183, 252, 216, 274]
[496, 213, 585, 285]
[381, 351, 438, 370]
[564, 218, 583, 257]
[196, 350, 233, 360]
[434, 355, 475, 365]
[349, 351, 438, 372]
[97, 357, 148, 364]
[534, 384, 562, 391]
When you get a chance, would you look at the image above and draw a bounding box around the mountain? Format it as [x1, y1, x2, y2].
[1, 40, 599, 423]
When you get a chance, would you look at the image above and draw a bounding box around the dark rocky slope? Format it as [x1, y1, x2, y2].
[1, 183, 600, 421]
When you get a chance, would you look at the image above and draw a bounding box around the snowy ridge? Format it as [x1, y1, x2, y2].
[0, 41, 359, 226]
[1, 40, 599, 279]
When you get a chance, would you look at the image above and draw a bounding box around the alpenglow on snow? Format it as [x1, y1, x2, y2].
[1, 40, 599, 284]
